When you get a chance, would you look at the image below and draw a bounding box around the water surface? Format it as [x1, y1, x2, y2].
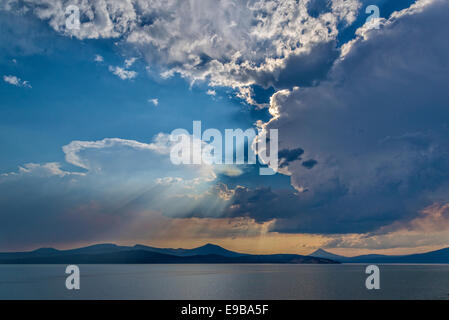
[1, 264, 448, 300]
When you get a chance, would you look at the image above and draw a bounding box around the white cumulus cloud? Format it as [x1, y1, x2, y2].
[3, 75, 31, 88]
[108, 65, 137, 80]
[148, 98, 158, 106]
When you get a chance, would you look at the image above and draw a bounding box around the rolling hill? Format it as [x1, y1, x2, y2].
[309, 247, 449, 263]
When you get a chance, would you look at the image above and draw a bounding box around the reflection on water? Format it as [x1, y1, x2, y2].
[0, 264, 449, 300]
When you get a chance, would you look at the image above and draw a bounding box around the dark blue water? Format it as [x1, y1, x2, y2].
[1, 264, 448, 300]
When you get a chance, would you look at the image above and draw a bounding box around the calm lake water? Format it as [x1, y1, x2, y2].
[1, 264, 449, 300]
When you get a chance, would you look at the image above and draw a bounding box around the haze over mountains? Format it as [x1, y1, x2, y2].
[0, 243, 335, 264]
[309, 247, 449, 264]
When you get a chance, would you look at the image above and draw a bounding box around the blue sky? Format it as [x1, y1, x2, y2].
[0, 30, 265, 171]
[1, 0, 449, 256]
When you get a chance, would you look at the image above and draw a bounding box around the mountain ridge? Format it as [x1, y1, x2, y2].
[5, 243, 449, 264]
[0, 243, 335, 264]
[309, 247, 449, 263]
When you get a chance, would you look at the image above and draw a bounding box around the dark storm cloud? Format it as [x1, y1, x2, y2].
[302, 159, 318, 169]
[174, 0, 449, 235]
[251, 41, 341, 90]
[278, 148, 304, 168]
[256, 0, 449, 234]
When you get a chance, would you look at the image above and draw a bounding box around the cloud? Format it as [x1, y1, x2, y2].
[124, 57, 137, 68]
[3, 0, 362, 103]
[324, 202, 449, 251]
[0, 133, 241, 249]
[0, 162, 81, 179]
[301, 159, 318, 169]
[206, 89, 216, 96]
[108, 65, 137, 80]
[61, 136, 170, 170]
[257, 0, 449, 234]
[148, 98, 158, 106]
[3, 75, 31, 87]
[278, 148, 304, 169]
[94, 54, 104, 62]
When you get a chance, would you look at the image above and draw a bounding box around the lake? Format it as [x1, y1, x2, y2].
[1, 264, 449, 300]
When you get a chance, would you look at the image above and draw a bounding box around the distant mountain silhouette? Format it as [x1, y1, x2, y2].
[309, 247, 449, 263]
[309, 249, 347, 261]
[4, 244, 449, 264]
[178, 243, 247, 257]
[0, 244, 336, 264]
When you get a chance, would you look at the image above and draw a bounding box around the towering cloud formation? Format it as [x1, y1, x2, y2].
[260, 0, 449, 233]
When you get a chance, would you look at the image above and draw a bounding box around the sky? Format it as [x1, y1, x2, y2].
[1, 0, 449, 256]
